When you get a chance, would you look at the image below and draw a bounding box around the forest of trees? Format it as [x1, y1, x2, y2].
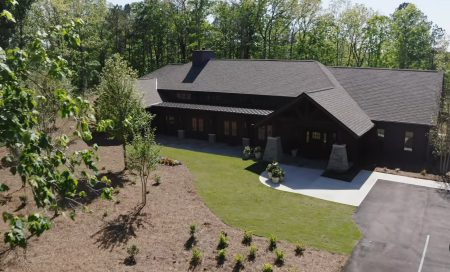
[1, 0, 450, 94]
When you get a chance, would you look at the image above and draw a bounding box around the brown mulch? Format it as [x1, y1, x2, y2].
[0, 137, 348, 272]
[375, 167, 442, 182]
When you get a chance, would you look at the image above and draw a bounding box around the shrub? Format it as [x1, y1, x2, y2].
[191, 247, 202, 264]
[395, 168, 400, 173]
[154, 173, 162, 184]
[248, 245, 257, 257]
[295, 242, 305, 255]
[269, 234, 277, 249]
[19, 194, 28, 206]
[242, 230, 253, 244]
[243, 146, 252, 155]
[272, 167, 282, 178]
[235, 253, 244, 267]
[266, 161, 278, 172]
[189, 222, 196, 236]
[217, 248, 226, 260]
[159, 156, 182, 166]
[275, 249, 285, 264]
[218, 231, 228, 248]
[254, 146, 262, 153]
[103, 209, 108, 217]
[421, 169, 427, 176]
[125, 243, 139, 265]
[262, 263, 273, 272]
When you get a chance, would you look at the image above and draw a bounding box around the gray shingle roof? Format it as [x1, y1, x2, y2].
[137, 78, 162, 108]
[140, 60, 333, 97]
[152, 102, 273, 116]
[328, 67, 443, 125]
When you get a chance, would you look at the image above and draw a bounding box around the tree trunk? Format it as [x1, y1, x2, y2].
[122, 142, 127, 170]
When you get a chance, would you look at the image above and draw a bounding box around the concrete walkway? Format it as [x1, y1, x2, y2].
[259, 164, 442, 206]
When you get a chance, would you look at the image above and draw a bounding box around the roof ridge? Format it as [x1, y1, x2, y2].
[329, 66, 440, 73]
[210, 59, 316, 63]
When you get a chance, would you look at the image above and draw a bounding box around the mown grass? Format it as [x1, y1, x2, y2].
[161, 146, 360, 254]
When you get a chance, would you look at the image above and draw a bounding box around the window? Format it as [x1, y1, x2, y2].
[187, 93, 191, 100]
[192, 118, 197, 131]
[404, 131, 414, 151]
[267, 125, 273, 137]
[182, 93, 186, 99]
[198, 118, 203, 132]
[177, 93, 181, 99]
[224, 121, 230, 135]
[258, 126, 266, 140]
[306, 131, 310, 143]
[231, 122, 237, 136]
[166, 115, 175, 125]
[377, 128, 385, 139]
[177, 93, 191, 100]
[312, 132, 321, 140]
[323, 133, 327, 143]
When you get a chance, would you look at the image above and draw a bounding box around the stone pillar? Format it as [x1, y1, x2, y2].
[208, 134, 216, 143]
[242, 138, 250, 147]
[178, 130, 185, 140]
[327, 144, 349, 172]
[263, 137, 283, 162]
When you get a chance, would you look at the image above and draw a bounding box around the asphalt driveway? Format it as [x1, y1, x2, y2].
[344, 180, 450, 272]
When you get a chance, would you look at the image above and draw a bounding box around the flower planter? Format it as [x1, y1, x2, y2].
[272, 177, 280, 183]
[244, 153, 250, 159]
[268, 171, 272, 179]
[255, 152, 261, 159]
[280, 176, 284, 182]
[291, 149, 298, 157]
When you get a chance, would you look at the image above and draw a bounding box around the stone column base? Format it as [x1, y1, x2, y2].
[208, 134, 216, 143]
[327, 144, 349, 172]
[178, 130, 185, 140]
[263, 137, 283, 162]
[242, 138, 250, 147]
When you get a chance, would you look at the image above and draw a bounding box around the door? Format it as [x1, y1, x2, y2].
[305, 130, 334, 159]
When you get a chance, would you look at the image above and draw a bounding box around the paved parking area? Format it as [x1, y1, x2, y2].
[344, 180, 450, 272]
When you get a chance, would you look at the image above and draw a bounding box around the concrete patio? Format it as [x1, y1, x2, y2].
[260, 164, 442, 206]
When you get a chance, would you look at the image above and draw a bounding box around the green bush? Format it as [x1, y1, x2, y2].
[190, 222, 196, 236]
[103, 209, 108, 217]
[262, 263, 273, 272]
[125, 244, 139, 265]
[217, 248, 226, 260]
[19, 194, 28, 206]
[242, 230, 253, 244]
[275, 249, 285, 264]
[235, 253, 244, 266]
[269, 234, 277, 249]
[154, 173, 162, 184]
[192, 247, 202, 264]
[218, 231, 228, 248]
[295, 242, 305, 255]
[248, 245, 257, 257]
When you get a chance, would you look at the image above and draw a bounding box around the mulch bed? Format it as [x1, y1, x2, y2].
[375, 167, 442, 182]
[0, 137, 348, 272]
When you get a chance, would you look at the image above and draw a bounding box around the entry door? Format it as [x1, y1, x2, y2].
[306, 130, 331, 159]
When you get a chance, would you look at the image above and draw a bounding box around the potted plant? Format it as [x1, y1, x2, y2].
[291, 149, 298, 157]
[272, 167, 281, 183]
[243, 146, 252, 159]
[254, 146, 262, 159]
[266, 161, 278, 179]
[280, 170, 285, 182]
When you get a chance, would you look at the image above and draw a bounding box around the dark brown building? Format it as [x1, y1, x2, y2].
[138, 50, 443, 165]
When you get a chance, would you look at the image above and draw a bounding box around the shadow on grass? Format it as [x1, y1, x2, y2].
[245, 161, 269, 175]
[91, 207, 145, 251]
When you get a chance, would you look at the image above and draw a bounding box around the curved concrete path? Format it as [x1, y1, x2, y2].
[259, 164, 442, 206]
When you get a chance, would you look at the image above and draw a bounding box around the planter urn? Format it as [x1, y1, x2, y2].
[255, 152, 261, 159]
[244, 153, 250, 159]
[291, 149, 298, 157]
[272, 177, 280, 183]
[268, 171, 272, 179]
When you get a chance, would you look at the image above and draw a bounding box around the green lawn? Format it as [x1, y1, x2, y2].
[161, 146, 360, 254]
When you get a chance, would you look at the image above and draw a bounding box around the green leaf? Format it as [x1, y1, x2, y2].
[79, 191, 87, 197]
[69, 210, 76, 220]
[93, 143, 98, 151]
[0, 183, 10, 192]
[1, 11, 16, 23]
[82, 206, 87, 212]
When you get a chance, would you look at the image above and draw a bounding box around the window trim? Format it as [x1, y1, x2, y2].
[198, 118, 203, 132]
[312, 131, 321, 140]
[377, 128, 385, 139]
[404, 131, 414, 152]
[231, 121, 237, 136]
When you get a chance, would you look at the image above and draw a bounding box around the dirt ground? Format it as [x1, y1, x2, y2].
[0, 137, 348, 272]
[375, 167, 442, 181]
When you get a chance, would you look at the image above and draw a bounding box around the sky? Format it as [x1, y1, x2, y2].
[107, 0, 450, 34]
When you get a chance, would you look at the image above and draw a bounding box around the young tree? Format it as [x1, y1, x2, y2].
[126, 127, 161, 215]
[95, 54, 151, 167]
[0, 4, 114, 250]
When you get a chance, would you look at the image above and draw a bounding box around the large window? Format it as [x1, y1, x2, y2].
[312, 132, 321, 140]
[377, 128, 385, 139]
[177, 92, 191, 100]
[198, 119, 203, 132]
[166, 115, 175, 125]
[231, 122, 237, 136]
[192, 118, 197, 131]
[258, 126, 266, 140]
[404, 131, 414, 151]
[224, 121, 230, 135]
